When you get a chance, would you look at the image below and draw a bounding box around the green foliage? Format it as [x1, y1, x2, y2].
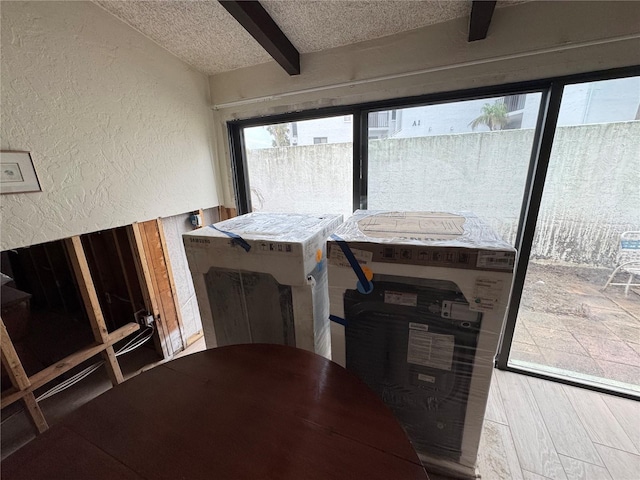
[266, 124, 291, 147]
[469, 101, 509, 131]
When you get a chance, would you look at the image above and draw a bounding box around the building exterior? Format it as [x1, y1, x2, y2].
[245, 76, 640, 149]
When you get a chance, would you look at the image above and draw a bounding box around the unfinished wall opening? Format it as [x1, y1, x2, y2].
[1, 240, 93, 389]
[81, 228, 147, 334]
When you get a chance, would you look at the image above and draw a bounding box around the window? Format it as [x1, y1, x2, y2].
[229, 67, 640, 399]
[508, 76, 640, 396]
[241, 116, 353, 220]
[367, 93, 543, 245]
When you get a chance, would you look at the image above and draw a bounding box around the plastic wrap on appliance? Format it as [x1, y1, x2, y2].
[187, 212, 343, 243]
[327, 212, 516, 479]
[339, 277, 507, 479]
[309, 261, 332, 359]
[330, 210, 514, 251]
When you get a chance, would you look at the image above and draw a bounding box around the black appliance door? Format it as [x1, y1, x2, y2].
[344, 280, 480, 460]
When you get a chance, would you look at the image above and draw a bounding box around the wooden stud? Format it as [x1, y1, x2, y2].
[197, 209, 205, 228]
[129, 224, 171, 358]
[1, 322, 139, 409]
[216, 205, 226, 221]
[1, 317, 48, 433]
[139, 221, 177, 356]
[1, 318, 31, 391]
[21, 392, 49, 433]
[128, 225, 160, 319]
[64, 236, 124, 385]
[217, 206, 238, 221]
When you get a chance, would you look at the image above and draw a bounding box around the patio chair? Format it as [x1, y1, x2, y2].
[603, 231, 640, 296]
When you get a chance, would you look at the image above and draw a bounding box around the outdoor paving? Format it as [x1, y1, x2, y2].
[510, 262, 640, 392]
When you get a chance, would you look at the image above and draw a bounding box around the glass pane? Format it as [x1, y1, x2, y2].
[509, 76, 640, 395]
[367, 93, 543, 245]
[243, 116, 353, 219]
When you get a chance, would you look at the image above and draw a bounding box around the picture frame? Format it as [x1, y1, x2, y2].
[0, 151, 42, 194]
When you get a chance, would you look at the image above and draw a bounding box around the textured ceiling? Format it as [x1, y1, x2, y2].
[95, 0, 272, 74]
[95, 1, 499, 76]
[262, 0, 471, 53]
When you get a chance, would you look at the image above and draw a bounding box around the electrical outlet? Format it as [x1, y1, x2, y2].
[136, 312, 155, 327]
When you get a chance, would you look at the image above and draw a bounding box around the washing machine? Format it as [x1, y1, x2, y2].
[327, 211, 515, 479]
[184, 212, 342, 357]
[344, 275, 480, 460]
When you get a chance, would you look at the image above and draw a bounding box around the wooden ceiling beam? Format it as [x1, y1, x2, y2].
[219, 1, 300, 75]
[469, 1, 497, 42]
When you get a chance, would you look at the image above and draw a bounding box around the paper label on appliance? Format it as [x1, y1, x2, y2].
[328, 246, 373, 268]
[385, 291, 418, 307]
[417, 373, 436, 383]
[407, 330, 454, 371]
[476, 250, 515, 270]
[470, 277, 504, 312]
[409, 322, 428, 331]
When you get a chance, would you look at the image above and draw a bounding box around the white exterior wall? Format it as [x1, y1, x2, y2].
[295, 116, 353, 145]
[1, 1, 220, 250]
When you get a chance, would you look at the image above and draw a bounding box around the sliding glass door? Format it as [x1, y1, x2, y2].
[508, 76, 640, 396]
[229, 67, 640, 398]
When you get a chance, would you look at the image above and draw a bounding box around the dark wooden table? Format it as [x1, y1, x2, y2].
[2, 344, 429, 480]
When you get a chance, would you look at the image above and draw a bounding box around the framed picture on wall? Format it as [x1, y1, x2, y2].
[0, 151, 42, 194]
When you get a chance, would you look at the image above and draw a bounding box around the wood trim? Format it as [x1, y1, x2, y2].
[217, 206, 238, 221]
[156, 219, 187, 346]
[186, 331, 204, 348]
[1, 322, 140, 409]
[64, 236, 124, 385]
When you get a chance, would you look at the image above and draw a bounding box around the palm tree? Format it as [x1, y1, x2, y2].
[266, 124, 290, 147]
[469, 101, 508, 131]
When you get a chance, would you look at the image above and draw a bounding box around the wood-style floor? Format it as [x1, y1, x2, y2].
[475, 369, 640, 480]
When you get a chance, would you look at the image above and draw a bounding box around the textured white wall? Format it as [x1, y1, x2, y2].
[0, 1, 220, 250]
[245, 122, 640, 267]
[209, 1, 640, 206]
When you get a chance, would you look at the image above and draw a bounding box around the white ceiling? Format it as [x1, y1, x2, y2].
[95, 1, 509, 76]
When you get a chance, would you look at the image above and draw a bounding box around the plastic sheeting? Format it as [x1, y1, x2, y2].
[184, 212, 342, 358]
[328, 211, 515, 479]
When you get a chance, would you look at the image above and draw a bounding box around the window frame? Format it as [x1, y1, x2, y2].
[227, 65, 640, 400]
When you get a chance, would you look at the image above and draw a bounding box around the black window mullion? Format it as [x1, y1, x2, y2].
[359, 111, 369, 211]
[352, 110, 362, 214]
[496, 81, 565, 369]
[228, 124, 252, 214]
